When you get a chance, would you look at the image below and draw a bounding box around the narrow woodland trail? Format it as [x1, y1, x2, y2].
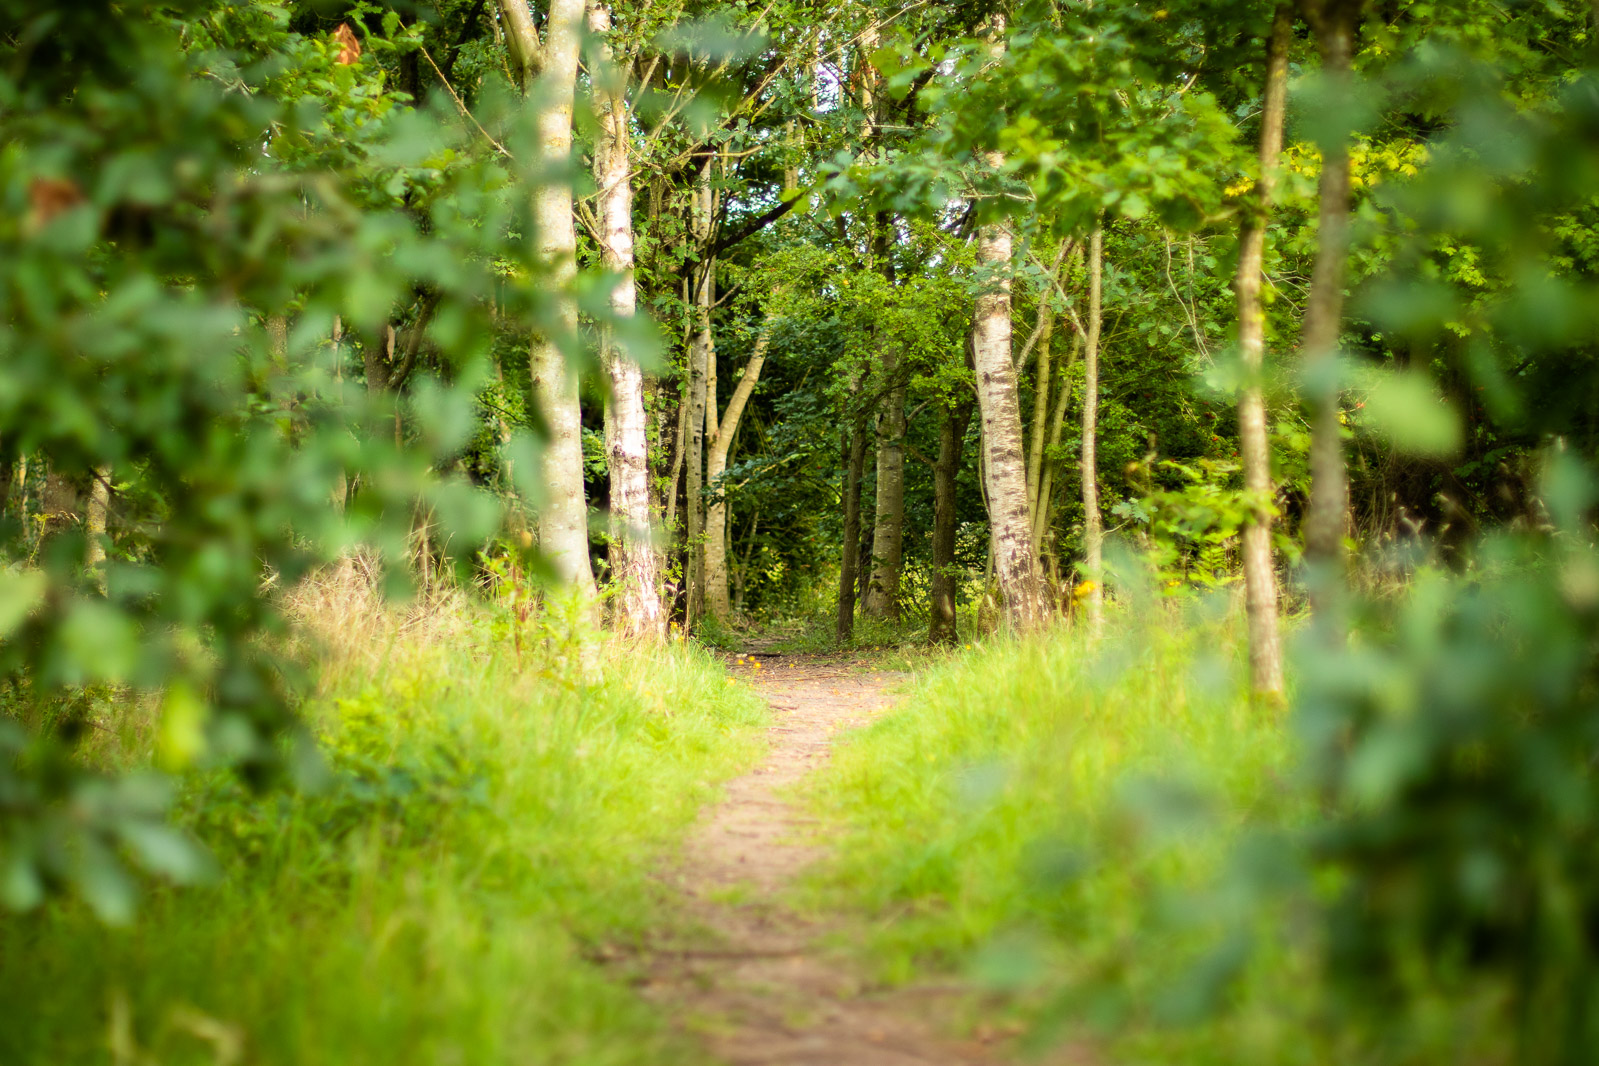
[640, 653, 1005, 1066]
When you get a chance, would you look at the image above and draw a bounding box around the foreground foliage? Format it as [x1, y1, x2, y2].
[812, 499, 1599, 1064]
[0, 583, 765, 1066]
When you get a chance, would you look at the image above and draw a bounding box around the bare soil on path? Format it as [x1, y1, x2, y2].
[639, 652, 1006, 1066]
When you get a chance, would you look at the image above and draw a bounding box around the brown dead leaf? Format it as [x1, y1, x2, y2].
[29, 177, 85, 226]
[333, 23, 361, 66]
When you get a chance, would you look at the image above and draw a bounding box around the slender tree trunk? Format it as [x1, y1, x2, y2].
[973, 217, 1047, 630]
[859, 30, 903, 620]
[732, 510, 758, 617]
[590, 2, 662, 639]
[685, 155, 714, 627]
[836, 391, 869, 643]
[1234, 2, 1293, 696]
[266, 313, 288, 371]
[1033, 333, 1082, 557]
[16, 455, 28, 549]
[329, 316, 348, 513]
[864, 371, 905, 619]
[863, 218, 904, 623]
[0, 448, 14, 523]
[705, 331, 768, 620]
[865, 219, 905, 621]
[664, 386, 688, 536]
[968, 16, 1045, 629]
[929, 398, 975, 645]
[1025, 308, 1055, 536]
[1081, 226, 1105, 634]
[501, 0, 594, 599]
[85, 465, 111, 587]
[1302, 0, 1360, 580]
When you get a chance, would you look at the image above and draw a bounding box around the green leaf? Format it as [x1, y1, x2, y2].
[117, 822, 214, 885]
[1360, 370, 1462, 457]
[0, 568, 47, 639]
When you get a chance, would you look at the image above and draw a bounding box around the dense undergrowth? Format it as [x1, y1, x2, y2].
[803, 595, 1516, 1065]
[0, 572, 767, 1066]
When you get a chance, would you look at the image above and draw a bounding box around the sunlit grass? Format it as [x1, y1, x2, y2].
[802, 595, 1326, 1062]
[0, 575, 767, 1066]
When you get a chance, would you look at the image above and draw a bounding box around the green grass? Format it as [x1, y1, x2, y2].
[0, 592, 767, 1066]
[803, 599, 1327, 1063]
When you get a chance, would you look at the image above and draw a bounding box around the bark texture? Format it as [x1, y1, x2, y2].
[929, 398, 975, 645]
[1233, 2, 1293, 695]
[705, 331, 768, 620]
[967, 15, 1045, 629]
[1301, 0, 1361, 577]
[1033, 332, 1081, 559]
[1025, 308, 1055, 553]
[974, 216, 1047, 630]
[685, 155, 714, 627]
[503, 0, 595, 598]
[590, 2, 663, 639]
[85, 464, 111, 582]
[1081, 227, 1105, 633]
[864, 368, 906, 619]
[836, 391, 869, 643]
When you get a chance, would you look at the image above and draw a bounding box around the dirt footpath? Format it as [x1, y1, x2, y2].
[642, 654, 1003, 1066]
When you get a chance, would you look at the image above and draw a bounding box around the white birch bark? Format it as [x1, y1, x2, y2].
[85, 464, 111, 591]
[1234, 3, 1292, 695]
[501, 0, 595, 599]
[590, 2, 663, 639]
[1081, 226, 1105, 635]
[684, 156, 714, 626]
[971, 15, 1046, 630]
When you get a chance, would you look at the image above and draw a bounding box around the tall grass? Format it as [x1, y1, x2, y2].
[0, 567, 767, 1066]
[804, 596, 1326, 1062]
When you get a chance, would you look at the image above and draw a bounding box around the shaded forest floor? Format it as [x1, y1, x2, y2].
[632, 650, 1041, 1066]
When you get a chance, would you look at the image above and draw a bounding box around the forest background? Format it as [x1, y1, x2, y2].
[4, 0, 1599, 1064]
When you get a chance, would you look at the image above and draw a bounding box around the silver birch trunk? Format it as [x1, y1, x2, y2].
[590, 2, 663, 639]
[973, 205, 1047, 630]
[85, 464, 111, 590]
[1081, 227, 1105, 634]
[1025, 309, 1054, 539]
[684, 156, 714, 627]
[971, 15, 1046, 630]
[1234, 3, 1292, 695]
[501, 0, 594, 599]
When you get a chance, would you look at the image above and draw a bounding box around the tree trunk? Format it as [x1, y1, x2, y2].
[863, 371, 906, 620]
[0, 448, 14, 524]
[1081, 226, 1105, 634]
[1033, 332, 1082, 559]
[1302, 0, 1360, 580]
[929, 398, 975, 645]
[705, 330, 768, 620]
[85, 464, 111, 588]
[732, 510, 758, 617]
[590, 1, 662, 639]
[266, 313, 288, 371]
[1234, 2, 1293, 696]
[685, 154, 714, 628]
[664, 385, 688, 536]
[836, 395, 869, 644]
[973, 211, 1047, 630]
[503, 0, 595, 599]
[1025, 307, 1055, 539]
